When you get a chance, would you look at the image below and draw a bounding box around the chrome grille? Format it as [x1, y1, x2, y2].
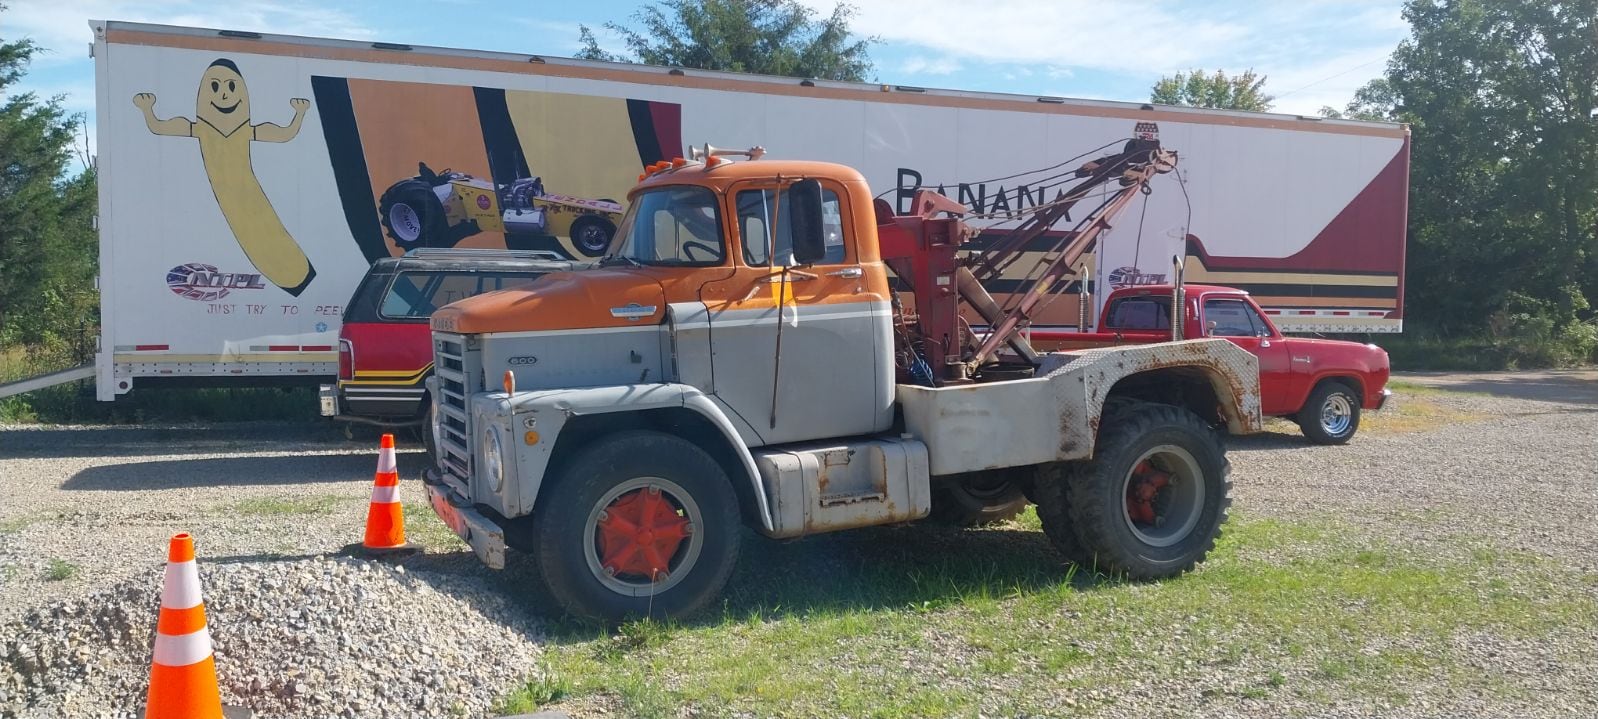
[433, 332, 478, 491]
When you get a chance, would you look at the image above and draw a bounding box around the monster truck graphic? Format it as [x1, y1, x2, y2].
[377, 163, 624, 257]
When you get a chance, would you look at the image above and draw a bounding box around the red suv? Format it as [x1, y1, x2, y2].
[320, 249, 572, 448]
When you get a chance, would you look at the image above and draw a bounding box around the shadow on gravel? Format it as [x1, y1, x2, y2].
[1401, 369, 1598, 405]
[1226, 430, 1313, 453]
[61, 450, 432, 490]
[399, 521, 1117, 640]
[0, 422, 425, 459]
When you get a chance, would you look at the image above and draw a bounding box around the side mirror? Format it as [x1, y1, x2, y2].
[1206, 320, 1218, 336]
[788, 179, 826, 265]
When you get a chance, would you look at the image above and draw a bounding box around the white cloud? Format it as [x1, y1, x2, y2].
[900, 55, 960, 76]
[6, 0, 376, 65]
[803, 0, 1406, 112]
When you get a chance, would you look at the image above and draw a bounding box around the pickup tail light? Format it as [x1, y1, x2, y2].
[338, 339, 354, 381]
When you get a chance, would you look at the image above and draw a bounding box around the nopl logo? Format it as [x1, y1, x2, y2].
[166, 263, 267, 301]
[1107, 266, 1168, 290]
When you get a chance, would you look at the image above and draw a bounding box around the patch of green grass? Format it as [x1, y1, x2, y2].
[514, 515, 1598, 718]
[0, 515, 41, 534]
[44, 559, 78, 581]
[232, 495, 342, 516]
[494, 671, 573, 714]
[401, 502, 467, 551]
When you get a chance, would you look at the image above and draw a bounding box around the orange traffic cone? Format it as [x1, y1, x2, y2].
[362, 433, 408, 552]
[145, 532, 223, 719]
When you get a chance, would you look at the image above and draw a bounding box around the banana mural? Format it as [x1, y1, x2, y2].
[133, 59, 316, 295]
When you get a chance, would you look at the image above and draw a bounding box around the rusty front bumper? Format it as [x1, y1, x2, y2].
[421, 467, 507, 569]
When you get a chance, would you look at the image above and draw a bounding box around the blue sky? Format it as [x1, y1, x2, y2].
[7, 0, 1409, 155]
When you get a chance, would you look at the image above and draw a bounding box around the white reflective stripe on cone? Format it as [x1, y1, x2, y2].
[161, 560, 202, 609]
[152, 626, 213, 667]
[377, 448, 397, 474]
[370, 485, 400, 504]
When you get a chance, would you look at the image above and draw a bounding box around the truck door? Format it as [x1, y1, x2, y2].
[699, 181, 886, 446]
[1202, 296, 1293, 416]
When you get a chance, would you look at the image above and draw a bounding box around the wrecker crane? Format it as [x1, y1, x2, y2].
[421, 135, 1260, 621]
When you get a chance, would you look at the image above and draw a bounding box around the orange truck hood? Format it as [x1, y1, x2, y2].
[431, 268, 666, 334]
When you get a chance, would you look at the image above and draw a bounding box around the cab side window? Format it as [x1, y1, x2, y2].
[1203, 298, 1266, 337]
[736, 187, 848, 266]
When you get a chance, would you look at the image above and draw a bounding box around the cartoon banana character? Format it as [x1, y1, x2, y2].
[134, 59, 315, 295]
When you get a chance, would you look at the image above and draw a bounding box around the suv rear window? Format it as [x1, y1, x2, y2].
[379, 271, 541, 319]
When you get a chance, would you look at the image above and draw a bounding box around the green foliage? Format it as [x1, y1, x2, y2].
[1341, 0, 1598, 365]
[1150, 68, 1274, 111]
[0, 13, 98, 350]
[577, 0, 876, 82]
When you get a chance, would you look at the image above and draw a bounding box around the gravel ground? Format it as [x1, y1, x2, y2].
[1, 377, 1596, 718]
[0, 424, 548, 718]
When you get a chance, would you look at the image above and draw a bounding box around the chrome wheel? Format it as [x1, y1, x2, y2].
[1320, 393, 1354, 437]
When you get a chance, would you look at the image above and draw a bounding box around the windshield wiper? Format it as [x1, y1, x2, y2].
[598, 255, 642, 267]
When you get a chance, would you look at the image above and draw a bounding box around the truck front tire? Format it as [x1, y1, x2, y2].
[1297, 381, 1361, 445]
[1036, 404, 1230, 579]
[531, 430, 742, 622]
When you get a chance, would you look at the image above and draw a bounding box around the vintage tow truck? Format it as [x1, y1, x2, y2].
[421, 138, 1262, 621]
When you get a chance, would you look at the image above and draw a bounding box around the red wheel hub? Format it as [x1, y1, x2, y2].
[1126, 460, 1171, 525]
[596, 487, 690, 580]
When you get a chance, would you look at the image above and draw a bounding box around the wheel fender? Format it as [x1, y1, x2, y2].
[508, 383, 773, 532]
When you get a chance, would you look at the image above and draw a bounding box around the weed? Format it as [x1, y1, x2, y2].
[45, 559, 78, 581]
[232, 496, 342, 516]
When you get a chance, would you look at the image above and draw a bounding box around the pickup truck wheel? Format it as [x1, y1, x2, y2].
[930, 473, 1029, 527]
[1061, 404, 1230, 579]
[1298, 382, 1360, 445]
[532, 431, 741, 622]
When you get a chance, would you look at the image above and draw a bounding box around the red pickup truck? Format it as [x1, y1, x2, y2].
[1032, 284, 1391, 444]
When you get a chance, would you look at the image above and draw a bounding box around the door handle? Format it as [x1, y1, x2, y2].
[826, 267, 863, 279]
[1259, 339, 1271, 348]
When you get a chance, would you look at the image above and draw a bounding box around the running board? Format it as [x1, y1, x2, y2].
[0, 364, 94, 399]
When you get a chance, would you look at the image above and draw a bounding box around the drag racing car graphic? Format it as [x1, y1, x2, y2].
[378, 162, 624, 257]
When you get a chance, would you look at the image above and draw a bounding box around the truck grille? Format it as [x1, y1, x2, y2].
[433, 332, 478, 491]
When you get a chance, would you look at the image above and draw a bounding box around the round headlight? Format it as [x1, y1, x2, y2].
[482, 427, 505, 492]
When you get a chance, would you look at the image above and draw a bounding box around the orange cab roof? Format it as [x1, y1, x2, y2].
[634, 158, 868, 192]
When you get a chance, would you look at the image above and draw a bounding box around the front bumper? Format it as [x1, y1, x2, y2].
[1374, 387, 1392, 411]
[421, 467, 508, 569]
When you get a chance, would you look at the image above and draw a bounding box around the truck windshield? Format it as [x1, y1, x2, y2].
[605, 186, 725, 266]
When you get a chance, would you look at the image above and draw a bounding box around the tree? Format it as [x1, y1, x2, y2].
[1150, 69, 1274, 111]
[0, 6, 98, 351]
[1356, 0, 1598, 349]
[577, 0, 876, 82]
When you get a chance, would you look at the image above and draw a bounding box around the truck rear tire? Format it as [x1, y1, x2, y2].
[1048, 404, 1230, 579]
[930, 472, 1029, 527]
[531, 430, 742, 622]
[1297, 381, 1361, 445]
